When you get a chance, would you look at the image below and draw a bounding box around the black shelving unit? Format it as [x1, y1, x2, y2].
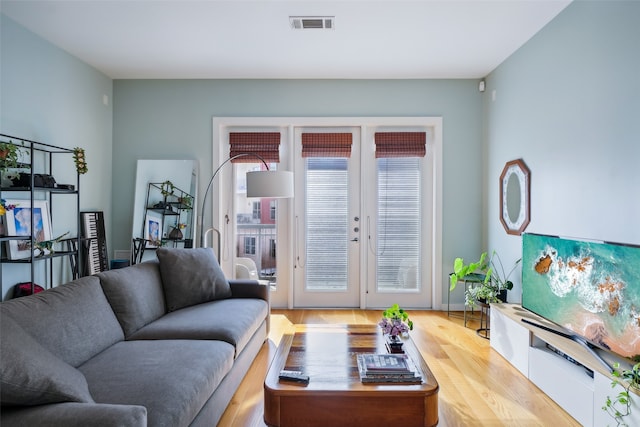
[0, 134, 81, 298]
[132, 182, 193, 264]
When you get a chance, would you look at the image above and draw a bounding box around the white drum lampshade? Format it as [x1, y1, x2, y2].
[246, 170, 294, 199]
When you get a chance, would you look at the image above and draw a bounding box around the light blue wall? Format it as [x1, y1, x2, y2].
[484, 0, 640, 302]
[0, 15, 113, 299]
[113, 79, 485, 305]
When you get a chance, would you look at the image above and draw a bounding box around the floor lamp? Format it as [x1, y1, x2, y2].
[198, 153, 294, 260]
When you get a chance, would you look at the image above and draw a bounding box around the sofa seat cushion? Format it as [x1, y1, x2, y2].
[98, 260, 167, 337]
[78, 339, 234, 427]
[0, 315, 94, 406]
[128, 298, 268, 357]
[1, 402, 147, 427]
[0, 276, 124, 367]
[157, 247, 232, 312]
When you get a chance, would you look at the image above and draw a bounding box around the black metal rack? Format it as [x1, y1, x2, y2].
[0, 133, 81, 298]
[132, 182, 193, 264]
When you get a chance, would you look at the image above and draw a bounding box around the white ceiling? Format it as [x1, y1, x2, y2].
[1, 0, 572, 80]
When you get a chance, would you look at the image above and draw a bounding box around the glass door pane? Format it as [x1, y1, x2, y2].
[305, 157, 349, 290]
[376, 157, 422, 291]
[234, 162, 278, 287]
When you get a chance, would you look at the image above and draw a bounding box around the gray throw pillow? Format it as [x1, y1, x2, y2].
[98, 261, 167, 337]
[0, 314, 95, 406]
[156, 247, 232, 311]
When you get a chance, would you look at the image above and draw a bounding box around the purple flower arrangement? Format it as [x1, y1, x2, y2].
[378, 304, 413, 338]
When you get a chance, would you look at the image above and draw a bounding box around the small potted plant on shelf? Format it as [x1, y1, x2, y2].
[450, 251, 521, 308]
[379, 304, 413, 353]
[0, 141, 24, 172]
[1, 141, 26, 188]
[603, 361, 640, 427]
[178, 195, 193, 209]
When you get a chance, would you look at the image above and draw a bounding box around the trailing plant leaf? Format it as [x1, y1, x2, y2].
[603, 362, 640, 426]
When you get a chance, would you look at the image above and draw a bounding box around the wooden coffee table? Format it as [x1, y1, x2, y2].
[264, 324, 439, 427]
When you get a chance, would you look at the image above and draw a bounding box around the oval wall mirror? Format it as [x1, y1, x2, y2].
[499, 158, 530, 235]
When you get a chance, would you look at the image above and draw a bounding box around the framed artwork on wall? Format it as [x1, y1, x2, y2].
[4, 199, 53, 259]
[144, 211, 162, 248]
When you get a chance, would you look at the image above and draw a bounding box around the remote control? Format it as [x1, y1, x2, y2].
[279, 370, 310, 384]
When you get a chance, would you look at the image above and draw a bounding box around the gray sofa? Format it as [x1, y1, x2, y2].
[0, 247, 270, 427]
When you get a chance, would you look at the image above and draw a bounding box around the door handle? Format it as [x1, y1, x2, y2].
[351, 238, 359, 242]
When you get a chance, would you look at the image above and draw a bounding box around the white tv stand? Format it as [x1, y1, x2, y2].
[490, 303, 639, 427]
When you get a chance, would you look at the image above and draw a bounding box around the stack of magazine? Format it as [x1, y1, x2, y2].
[356, 353, 422, 384]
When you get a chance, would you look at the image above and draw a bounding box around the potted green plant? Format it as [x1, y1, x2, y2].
[449, 252, 489, 291]
[603, 362, 640, 426]
[178, 194, 193, 209]
[0, 141, 24, 172]
[450, 251, 520, 308]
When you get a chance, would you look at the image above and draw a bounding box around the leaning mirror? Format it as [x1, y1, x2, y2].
[131, 160, 198, 263]
[499, 158, 530, 235]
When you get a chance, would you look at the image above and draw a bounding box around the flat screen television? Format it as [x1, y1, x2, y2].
[522, 233, 640, 362]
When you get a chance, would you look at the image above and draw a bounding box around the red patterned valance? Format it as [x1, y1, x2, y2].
[301, 133, 352, 158]
[375, 132, 426, 158]
[229, 132, 280, 163]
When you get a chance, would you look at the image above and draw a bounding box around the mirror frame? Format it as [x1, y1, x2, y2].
[499, 158, 531, 235]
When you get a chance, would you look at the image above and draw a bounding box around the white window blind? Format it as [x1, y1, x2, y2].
[376, 157, 422, 290]
[305, 157, 349, 290]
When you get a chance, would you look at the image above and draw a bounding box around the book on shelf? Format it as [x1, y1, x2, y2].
[356, 353, 422, 384]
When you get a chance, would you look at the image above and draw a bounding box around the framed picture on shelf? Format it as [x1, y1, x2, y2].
[144, 211, 162, 248]
[4, 199, 53, 260]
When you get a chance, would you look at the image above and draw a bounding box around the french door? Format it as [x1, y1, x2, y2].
[363, 128, 433, 308]
[293, 127, 361, 307]
[213, 117, 442, 310]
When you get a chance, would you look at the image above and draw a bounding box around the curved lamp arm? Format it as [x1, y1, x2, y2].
[198, 153, 269, 249]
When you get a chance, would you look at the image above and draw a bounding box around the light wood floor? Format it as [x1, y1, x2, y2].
[217, 309, 581, 427]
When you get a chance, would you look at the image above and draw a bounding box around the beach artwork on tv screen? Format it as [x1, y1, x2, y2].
[522, 233, 640, 360]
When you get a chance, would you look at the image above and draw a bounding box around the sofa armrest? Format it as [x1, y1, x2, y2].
[1, 402, 147, 427]
[229, 279, 270, 334]
[229, 279, 269, 302]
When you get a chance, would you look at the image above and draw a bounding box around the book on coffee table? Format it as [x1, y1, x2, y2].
[356, 353, 422, 384]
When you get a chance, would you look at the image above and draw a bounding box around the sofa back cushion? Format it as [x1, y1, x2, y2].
[0, 276, 124, 367]
[156, 247, 232, 312]
[0, 315, 95, 406]
[98, 260, 166, 337]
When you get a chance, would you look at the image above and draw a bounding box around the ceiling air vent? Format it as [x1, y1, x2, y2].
[290, 16, 335, 30]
